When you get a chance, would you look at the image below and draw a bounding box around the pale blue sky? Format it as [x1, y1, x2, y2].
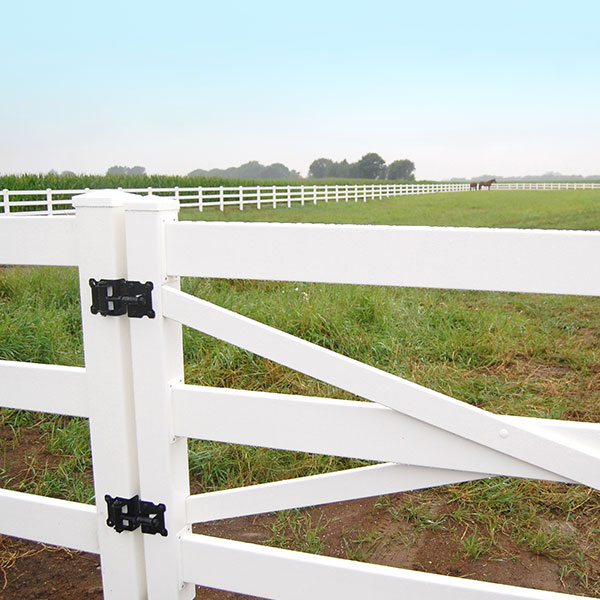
[2, 0, 598, 179]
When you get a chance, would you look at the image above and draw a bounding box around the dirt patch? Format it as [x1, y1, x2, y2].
[192, 493, 593, 598]
[472, 357, 577, 384]
[0, 536, 102, 599]
[0, 425, 58, 485]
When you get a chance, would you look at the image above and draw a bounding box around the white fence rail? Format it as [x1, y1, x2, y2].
[2, 182, 465, 215]
[1, 189, 599, 599]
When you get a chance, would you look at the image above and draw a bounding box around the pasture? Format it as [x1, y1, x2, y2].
[1, 189, 600, 597]
[183, 188, 600, 229]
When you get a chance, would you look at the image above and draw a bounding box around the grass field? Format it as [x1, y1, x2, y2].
[2, 189, 600, 596]
[185, 189, 600, 229]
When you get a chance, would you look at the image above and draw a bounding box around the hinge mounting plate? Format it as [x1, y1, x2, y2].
[105, 494, 167, 536]
[89, 278, 155, 318]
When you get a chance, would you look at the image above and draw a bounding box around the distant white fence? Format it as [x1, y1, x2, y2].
[2, 181, 599, 216]
[1, 189, 599, 599]
[1, 182, 468, 215]
[494, 182, 600, 191]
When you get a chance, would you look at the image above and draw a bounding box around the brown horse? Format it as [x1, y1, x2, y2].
[470, 182, 479, 190]
[479, 178, 496, 190]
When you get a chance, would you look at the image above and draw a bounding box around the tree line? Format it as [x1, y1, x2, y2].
[188, 161, 300, 180]
[309, 153, 415, 181]
[22, 154, 415, 184]
[106, 154, 415, 181]
[107, 165, 147, 176]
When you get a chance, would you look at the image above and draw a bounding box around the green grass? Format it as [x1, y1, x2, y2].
[265, 510, 327, 554]
[342, 528, 383, 561]
[2, 189, 600, 594]
[460, 533, 493, 560]
[184, 189, 600, 230]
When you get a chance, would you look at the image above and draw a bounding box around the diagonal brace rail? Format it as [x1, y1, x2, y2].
[162, 288, 600, 490]
[186, 463, 486, 523]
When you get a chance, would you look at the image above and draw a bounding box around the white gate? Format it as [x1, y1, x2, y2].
[1, 189, 599, 599]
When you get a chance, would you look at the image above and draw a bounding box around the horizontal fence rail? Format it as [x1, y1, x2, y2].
[0, 361, 88, 417]
[0, 216, 78, 264]
[166, 222, 600, 295]
[0, 488, 99, 553]
[1, 189, 599, 599]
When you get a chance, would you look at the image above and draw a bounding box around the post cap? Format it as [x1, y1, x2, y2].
[71, 189, 141, 209]
[123, 194, 179, 212]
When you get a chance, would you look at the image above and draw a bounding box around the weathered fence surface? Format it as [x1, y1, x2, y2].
[1, 189, 599, 599]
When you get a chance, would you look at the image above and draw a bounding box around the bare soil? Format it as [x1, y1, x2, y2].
[192, 495, 590, 599]
[0, 425, 596, 599]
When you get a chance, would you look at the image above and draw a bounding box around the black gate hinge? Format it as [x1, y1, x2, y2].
[105, 494, 168, 536]
[89, 278, 155, 318]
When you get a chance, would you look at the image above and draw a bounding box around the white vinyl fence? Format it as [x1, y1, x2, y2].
[2, 181, 598, 217]
[1, 189, 599, 599]
[1, 182, 468, 215]
[494, 182, 600, 191]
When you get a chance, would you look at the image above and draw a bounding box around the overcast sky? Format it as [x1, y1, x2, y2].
[2, 0, 599, 180]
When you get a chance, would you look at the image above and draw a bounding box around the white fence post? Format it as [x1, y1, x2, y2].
[46, 188, 53, 215]
[123, 195, 194, 600]
[300, 185, 305, 206]
[3, 188, 9, 214]
[313, 185, 317, 205]
[335, 184, 339, 202]
[272, 185, 277, 209]
[219, 186, 224, 212]
[174, 186, 180, 205]
[257, 186, 261, 210]
[287, 185, 291, 208]
[198, 187, 203, 212]
[72, 190, 148, 599]
[239, 186, 244, 211]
